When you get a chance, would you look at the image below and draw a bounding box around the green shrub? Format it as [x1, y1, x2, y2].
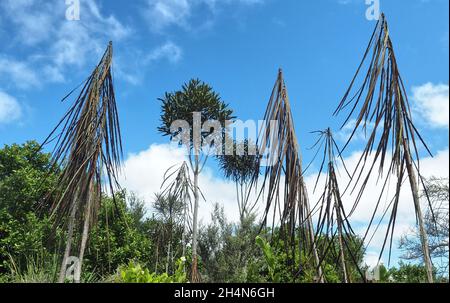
[116, 257, 187, 283]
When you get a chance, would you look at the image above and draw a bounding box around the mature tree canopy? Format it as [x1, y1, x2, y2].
[158, 78, 235, 151]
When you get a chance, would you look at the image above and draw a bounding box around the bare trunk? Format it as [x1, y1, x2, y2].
[403, 144, 434, 283]
[395, 91, 434, 283]
[181, 189, 188, 273]
[191, 154, 200, 282]
[75, 185, 93, 283]
[182, 225, 186, 258]
[304, 187, 325, 283]
[236, 181, 242, 224]
[166, 241, 171, 274]
[335, 197, 349, 283]
[155, 238, 159, 274]
[58, 199, 79, 283]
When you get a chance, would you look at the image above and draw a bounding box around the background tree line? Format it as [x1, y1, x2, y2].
[0, 141, 447, 283]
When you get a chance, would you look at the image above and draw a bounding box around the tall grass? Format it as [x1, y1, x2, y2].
[5, 252, 59, 283]
[4, 252, 98, 283]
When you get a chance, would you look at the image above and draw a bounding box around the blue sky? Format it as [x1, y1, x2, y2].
[0, 0, 448, 269]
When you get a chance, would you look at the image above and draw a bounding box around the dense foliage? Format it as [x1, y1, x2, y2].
[0, 141, 57, 275]
[0, 142, 447, 283]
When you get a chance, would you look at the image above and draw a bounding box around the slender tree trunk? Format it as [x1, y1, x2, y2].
[403, 144, 434, 283]
[75, 202, 91, 283]
[236, 181, 242, 224]
[303, 186, 325, 283]
[155, 236, 160, 274]
[181, 190, 188, 273]
[334, 195, 349, 283]
[58, 198, 79, 283]
[182, 223, 186, 257]
[166, 241, 171, 274]
[240, 180, 247, 224]
[395, 90, 434, 283]
[191, 154, 200, 282]
[75, 183, 94, 283]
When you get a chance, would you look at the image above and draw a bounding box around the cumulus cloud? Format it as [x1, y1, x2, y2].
[119, 140, 449, 268]
[119, 144, 241, 224]
[0, 91, 22, 124]
[412, 83, 449, 129]
[304, 148, 449, 265]
[306, 149, 449, 223]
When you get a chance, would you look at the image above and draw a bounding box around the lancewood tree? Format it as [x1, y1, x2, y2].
[333, 14, 435, 282]
[248, 69, 324, 282]
[159, 161, 198, 272]
[308, 129, 365, 283]
[152, 193, 184, 275]
[158, 79, 234, 282]
[41, 42, 123, 283]
[217, 139, 259, 224]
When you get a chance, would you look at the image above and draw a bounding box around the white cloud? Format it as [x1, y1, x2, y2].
[364, 251, 382, 268]
[50, 0, 131, 72]
[119, 144, 241, 224]
[145, 0, 192, 32]
[146, 41, 183, 64]
[84, 0, 131, 41]
[335, 118, 374, 143]
[0, 91, 22, 124]
[0, 0, 263, 89]
[119, 141, 448, 268]
[412, 83, 449, 129]
[0, 57, 41, 89]
[0, 0, 56, 46]
[305, 148, 449, 265]
[306, 149, 449, 223]
[120, 141, 449, 236]
[144, 0, 264, 32]
[0, 0, 131, 88]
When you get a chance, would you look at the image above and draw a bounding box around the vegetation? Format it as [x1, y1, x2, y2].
[40, 42, 123, 283]
[116, 258, 187, 283]
[0, 141, 57, 276]
[399, 178, 449, 277]
[0, 15, 447, 284]
[158, 79, 234, 282]
[217, 139, 259, 224]
[0, 142, 447, 283]
[333, 14, 436, 282]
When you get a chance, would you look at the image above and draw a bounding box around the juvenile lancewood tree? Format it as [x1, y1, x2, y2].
[158, 80, 234, 282]
[248, 69, 324, 282]
[41, 42, 123, 283]
[152, 193, 184, 275]
[333, 14, 435, 282]
[308, 129, 365, 283]
[159, 162, 200, 270]
[217, 139, 259, 224]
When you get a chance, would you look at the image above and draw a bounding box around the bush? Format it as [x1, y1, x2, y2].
[116, 257, 188, 283]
